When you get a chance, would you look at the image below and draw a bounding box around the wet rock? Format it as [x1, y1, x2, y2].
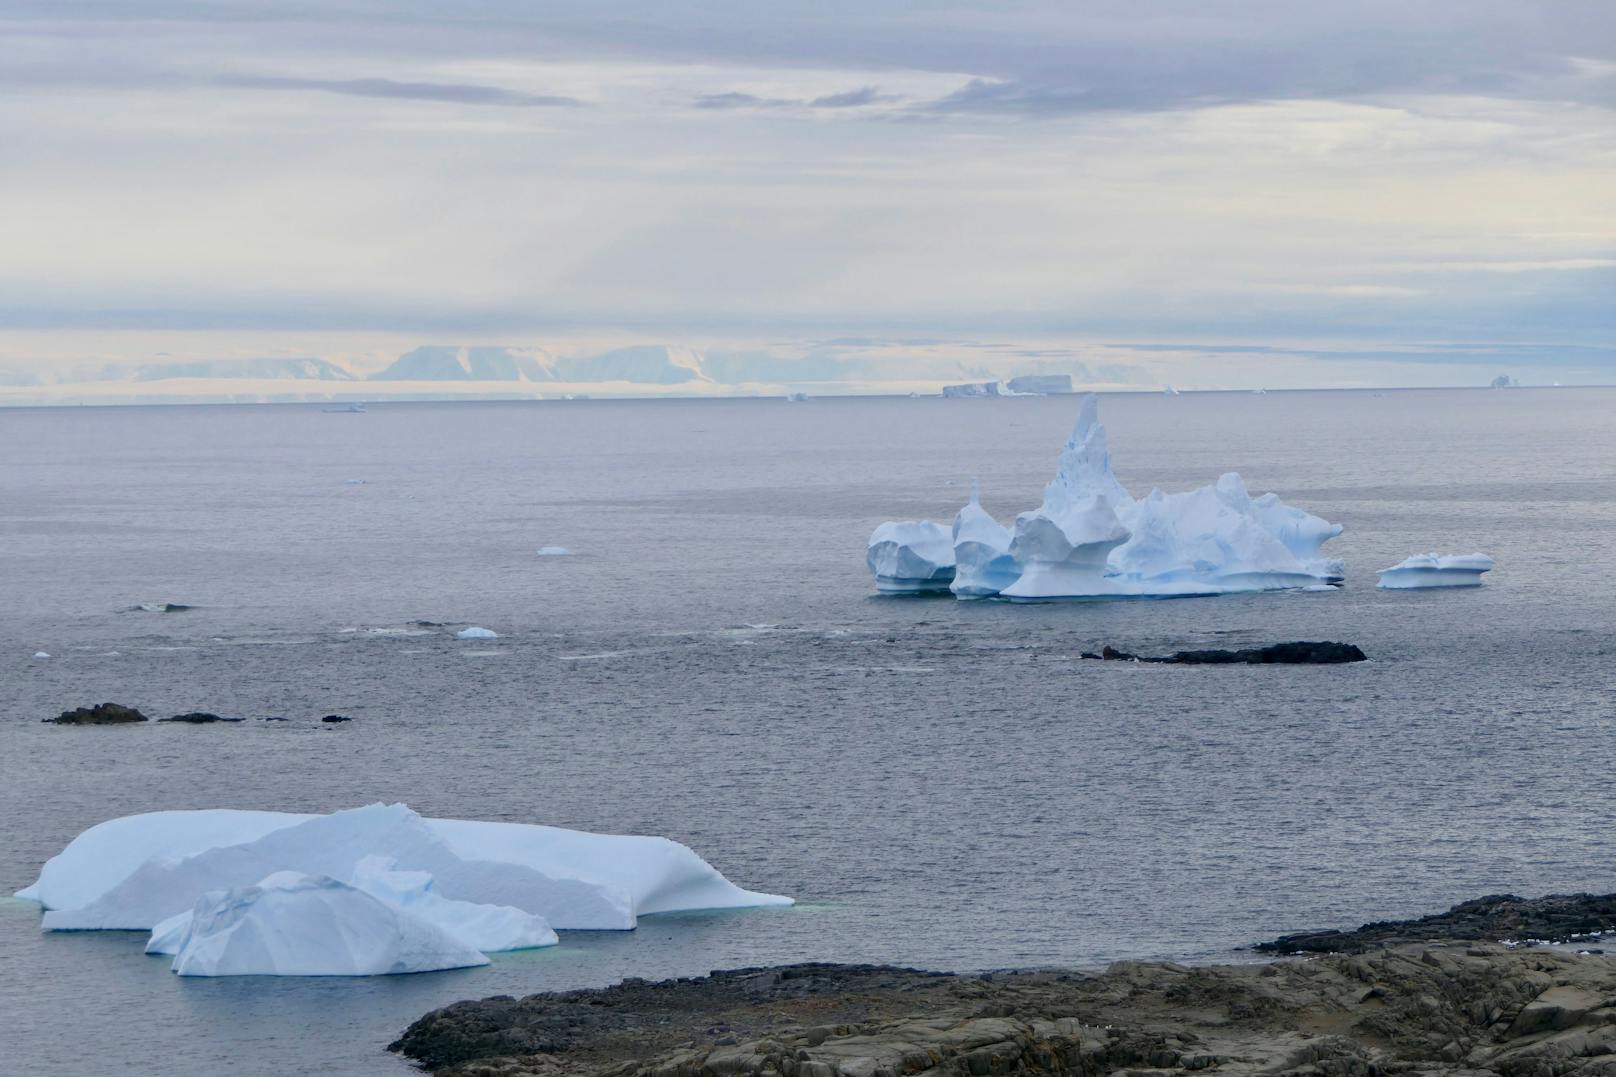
[46, 702, 148, 725]
[321, 714, 353, 723]
[1082, 641, 1366, 664]
[1257, 893, 1616, 953]
[158, 712, 244, 724]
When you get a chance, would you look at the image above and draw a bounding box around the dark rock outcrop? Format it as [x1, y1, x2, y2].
[158, 711, 243, 723]
[321, 714, 352, 723]
[46, 702, 148, 725]
[393, 945, 1616, 1077]
[1081, 641, 1366, 664]
[1258, 893, 1616, 953]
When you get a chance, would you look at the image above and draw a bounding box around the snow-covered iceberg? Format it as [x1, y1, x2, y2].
[950, 483, 1019, 598]
[159, 871, 493, 977]
[868, 395, 1345, 600]
[866, 520, 955, 594]
[1378, 553, 1494, 589]
[19, 803, 791, 976]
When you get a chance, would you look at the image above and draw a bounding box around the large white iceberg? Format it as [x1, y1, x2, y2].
[950, 483, 1020, 598]
[869, 395, 1345, 600]
[865, 520, 955, 594]
[1378, 552, 1494, 589]
[20, 803, 790, 976]
[160, 871, 493, 977]
[26, 804, 789, 933]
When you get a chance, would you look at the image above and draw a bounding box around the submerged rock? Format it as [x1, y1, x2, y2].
[159, 712, 244, 724]
[321, 714, 353, 723]
[47, 702, 149, 725]
[1081, 641, 1366, 664]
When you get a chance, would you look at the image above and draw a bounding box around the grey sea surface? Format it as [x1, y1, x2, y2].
[3, 389, 1614, 1076]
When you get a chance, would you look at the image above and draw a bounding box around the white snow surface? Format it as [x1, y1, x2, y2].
[865, 520, 955, 593]
[456, 626, 498, 639]
[870, 395, 1345, 600]
[22, 803, 792, 937]
[1378, 552, 1494, 589]
[162, 871, 493, 977]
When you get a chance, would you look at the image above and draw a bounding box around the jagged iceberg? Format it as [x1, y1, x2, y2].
[869, 395, 1344, 600]
[950, 483, 1020, 598]
[18, 804, 791, 976]
[1378, 553, 1494, 589]
[865, 520, 955, 594]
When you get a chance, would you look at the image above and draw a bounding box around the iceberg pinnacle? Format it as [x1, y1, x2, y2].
[950, 482, 1019, 598]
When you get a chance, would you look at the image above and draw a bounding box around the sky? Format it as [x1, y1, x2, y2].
[1, 1, 1613, 388]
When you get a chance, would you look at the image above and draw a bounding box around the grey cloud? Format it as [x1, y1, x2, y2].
[14, 1, 1612, 114]
[808, 86, 892, 108]
[694, 86, 893, 110]
[218, 74, 583, 107]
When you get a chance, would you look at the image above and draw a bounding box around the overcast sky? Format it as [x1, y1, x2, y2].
[2, 1, 1613, 362]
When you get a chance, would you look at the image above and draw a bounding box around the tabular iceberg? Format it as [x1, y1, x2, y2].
[19, 803, 791, 977]
[161, 872, 494, 977]
[1378, 553, 1494, 589]
[868, 395, 1344, 600]
[866, 520, 955, 594]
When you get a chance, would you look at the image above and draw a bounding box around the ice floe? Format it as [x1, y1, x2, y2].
[1378, 553, 1494, 589]
[870, 395, 1345, 600]
[18, 804, 790, 976]
[456, 626, 498, 639]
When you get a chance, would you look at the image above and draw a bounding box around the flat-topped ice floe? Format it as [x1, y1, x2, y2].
[1378, 553, 1494, 589]
[18, 803, 791, 976]
[869, 395, 1345, 600]
[866, 520, 955, 594]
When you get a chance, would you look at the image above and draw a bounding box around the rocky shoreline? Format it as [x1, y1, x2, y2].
[393, 895, 1616, 1077]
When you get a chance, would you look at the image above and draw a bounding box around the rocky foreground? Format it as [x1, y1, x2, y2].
[394, 942, 1616, 1077]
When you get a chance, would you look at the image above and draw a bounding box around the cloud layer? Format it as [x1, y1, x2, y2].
[1, 1, 1611, 368]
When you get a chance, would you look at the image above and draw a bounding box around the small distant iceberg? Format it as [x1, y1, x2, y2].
[868, 395, 1344, 600]
[536, 546, 571, 557]
[785, 391, 810, 402]
[456, 626, 498, 639]
[33, 651, 50, 659]
[866, 520, 955, 594]
[128, 602, 194, 613]
[1378, 553, 1494, 589]
[322, 402, 368, 413]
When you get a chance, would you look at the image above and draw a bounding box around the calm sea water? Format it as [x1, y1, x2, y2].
[3, 389, 1614, 1076]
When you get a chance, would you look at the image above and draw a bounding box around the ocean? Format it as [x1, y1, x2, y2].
[3, 388, 1614, 1075]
